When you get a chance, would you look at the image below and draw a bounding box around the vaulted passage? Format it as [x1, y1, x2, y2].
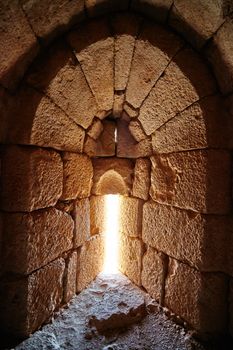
[0, 1, 233, 349]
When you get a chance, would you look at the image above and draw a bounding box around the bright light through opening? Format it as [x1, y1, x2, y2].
[102, 194, 120, 274]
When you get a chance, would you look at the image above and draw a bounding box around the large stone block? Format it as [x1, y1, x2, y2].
[205, 19, 233, 95]
[119, 197, 143, 237]
[119, 235, 143, 286]
[126, 22, 183, 109]
[90, 195, 105, 235]
[63, 251, 77, 304]
[169, 0, 225, 49]
[131, 0, 173, 22]
[139, 47, 216, 135]
[165, 259, 228, 335]
[21, 0, 85, 43]
[6, 85, 85, 152]
[73, 199, 90, 248]
[112, 13, 141, 91]
[92, 158, 135, 196]
[0, 258, 65, 337]
[152, 95, 230, 153]
[0, 0, 38, 89]
[77, 235, 104, 292]
[2, 208, 73, 274]
[141, 246, 166, 302]
[1, 146, 63, 212]
[132, 158, 151, 200]
[142, 202, 229, 273]
[68, 19, 114, 111]
[150, 150, 231, 214]
[61, 152, 93, 200]
[85, 0, 129, 17]
[27, 42, 97, 129]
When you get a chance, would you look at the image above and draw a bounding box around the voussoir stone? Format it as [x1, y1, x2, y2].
[61, 152, 93, 200]
[0, 258, 65, 337]
[27, 42, 97, 129]
[132, 158, 151, 200]
[131, 0, 173, 22]
[119, 197, 143, 237]
[68, 19, 114, 112]
[1, 146, 63, 212]
[165, 259, 228, 335]
[90, 195, 106, 235]
[150, 150, 231, 214]
[64, 251, 78, 304]
[73, 198, 90, 248]
[6, 85, 85, 152]
[77, 235, 104, 292]
[126, 22, 183, 109]
[2, 208, 73, 275]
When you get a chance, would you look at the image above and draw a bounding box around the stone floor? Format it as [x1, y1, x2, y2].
[1, 273, 232, 350]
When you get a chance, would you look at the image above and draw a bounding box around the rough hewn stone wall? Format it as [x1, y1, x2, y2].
[0, 0, 233, 341]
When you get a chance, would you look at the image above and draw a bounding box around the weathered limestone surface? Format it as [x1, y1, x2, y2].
[87, 119, 103, 140]
[152, 96, 230, 153]
[21, 0, 85, 42]
[90, 196, 105, 235]
[150, 150, 231, 214]
[64, 251, 78, 304]
[126, 23, 183, 109]
[85, 0, 129, 17]
[142, 202, 228, 272]
[169, 0, 225, 49]
[113, 93, 124, 118]
[92, 158, 135, 195]
[165, 259, 228, 334]
[119, 235, 142, 286]
[112, 13, 141, 91]
[0, 0, 38, 89]
[119, 197, 143, 237]
[129, 120, 147, 142]
[7, 86, 85, 152]
[131, 0, 173, 22]
[27, 43, 97, 129]
[123, 103, 139, 118]
[132, 158, 151, 200]
[68, 19, 114, 111]
[77, 235, 104, 292]
[61, 153, 93, 200]
[141, 246, 165, 302]
[0, 258, 65, 337]
[1, 146, 63, 212]
[73, 199, 90, 248]
[205, 18, 233, 95]
[139, 48, 216, 135]
[2, 208, 73, 274]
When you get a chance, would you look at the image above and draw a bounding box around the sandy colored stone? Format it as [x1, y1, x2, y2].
[129, 120, 147, 142]
[150, 150, 231, 214]
[141, 246, 166, 302]
[77, 235, 104, 292]
[1, 145, 63, 212]
[113, 93, 124, 118]
[0, 0, 38, 89]
[132, 158, 151, 200]
[21, 0, 85, 42]
[117, 118, 137, 157]
[126, 22, 183, 109]
[92, 158, 134, 195]
[68, 19, 114, 111]
[123, 103, 139, 118]
[64, 251, 78, 304]
[132, 0, 173, 22]
[205, 18, 233, 95]
[73, 199, 90, 248]
[2, 208, 73, 274]
[119, 235, 142, 286]
[119, 197, 143, 237]
[165, 259, 228, 334]
[0, 258, 65, 337]
[27, 42, 97, 129]
[112, 13, 141, 91]
[90, 196, 105, 235]
[142, 202, 229, 272]
[139, 47, 217, 135]
[7, 85, 85, 152]
[61, 153, 93, 200]
[87, 119, 103, 140]
[169, 0, 225, 49]
[152, 95, 230, 153]
[85, 0, 129, 17]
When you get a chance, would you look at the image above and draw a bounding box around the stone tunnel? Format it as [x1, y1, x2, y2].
[0, 0, 233, 348]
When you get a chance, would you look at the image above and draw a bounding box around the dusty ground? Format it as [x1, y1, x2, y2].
[1, 273, 232, 350]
